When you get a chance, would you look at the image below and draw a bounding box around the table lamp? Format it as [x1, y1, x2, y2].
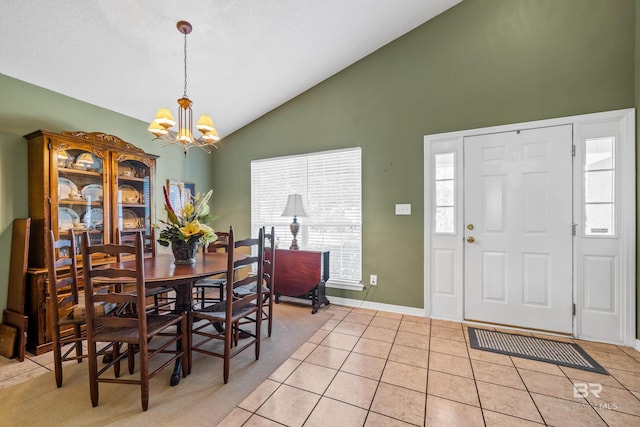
[281, 194, 308, 250]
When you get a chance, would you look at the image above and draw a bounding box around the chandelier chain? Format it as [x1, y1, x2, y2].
[183, 31, 188, 98]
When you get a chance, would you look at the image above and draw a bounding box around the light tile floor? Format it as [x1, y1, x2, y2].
[2, 304, 640, 426]
[219, 305, 640, 426]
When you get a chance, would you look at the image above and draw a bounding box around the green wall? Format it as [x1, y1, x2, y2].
[0, 0, 637, 323]
[0, 76, 214, 312]
[212, 0, 635, 308]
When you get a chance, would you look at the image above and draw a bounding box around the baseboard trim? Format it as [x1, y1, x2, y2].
[327, 296, 424, 317]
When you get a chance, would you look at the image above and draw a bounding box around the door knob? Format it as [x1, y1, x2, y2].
[466, 236, 475, 243]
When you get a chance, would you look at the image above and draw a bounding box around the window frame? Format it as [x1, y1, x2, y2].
[251, 147, 363, 291]
[583, 136, 616, 237]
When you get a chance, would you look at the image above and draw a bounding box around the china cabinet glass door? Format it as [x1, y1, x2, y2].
[115, 157, 154, 256]
[53, 146, 108, 254]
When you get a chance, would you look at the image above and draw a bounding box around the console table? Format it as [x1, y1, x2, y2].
[270, 249, 330, 314]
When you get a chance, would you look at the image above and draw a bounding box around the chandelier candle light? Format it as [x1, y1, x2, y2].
[148, 21, 220, 155]
[281, 194, 308, 250]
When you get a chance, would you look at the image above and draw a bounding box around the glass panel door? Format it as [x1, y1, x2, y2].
[54, 147, 107, 254]
[115, 158, 153, 256]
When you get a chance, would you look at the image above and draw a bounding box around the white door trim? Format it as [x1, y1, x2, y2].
[424, 108, 636, 346]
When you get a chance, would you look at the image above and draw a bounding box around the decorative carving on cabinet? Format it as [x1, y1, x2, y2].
[62, 131, 145, 153]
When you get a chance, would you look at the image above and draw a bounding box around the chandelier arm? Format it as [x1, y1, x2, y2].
[191, 143, 213, 155]
[192, 138, 219, 150]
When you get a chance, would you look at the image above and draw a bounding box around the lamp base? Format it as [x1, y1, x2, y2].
[289, 238, 299, 251]
[289, 217, 300, 250]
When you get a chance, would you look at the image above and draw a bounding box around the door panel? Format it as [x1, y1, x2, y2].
[464, 126, 573, 333]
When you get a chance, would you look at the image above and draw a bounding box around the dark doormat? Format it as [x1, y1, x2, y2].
[468, 327, 608, 374]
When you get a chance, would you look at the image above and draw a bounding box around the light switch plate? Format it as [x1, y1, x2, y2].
[395, 204, 411, 215]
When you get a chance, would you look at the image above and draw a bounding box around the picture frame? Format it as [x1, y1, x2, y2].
[166, 179, 195, 211]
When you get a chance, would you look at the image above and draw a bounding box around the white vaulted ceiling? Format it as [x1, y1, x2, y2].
[0, 0, 461, 136]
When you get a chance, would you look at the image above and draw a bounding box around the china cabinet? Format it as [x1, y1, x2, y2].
[24, 130, 158, 353]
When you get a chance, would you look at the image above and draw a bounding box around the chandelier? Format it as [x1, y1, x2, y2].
[148, 21, 220, 155]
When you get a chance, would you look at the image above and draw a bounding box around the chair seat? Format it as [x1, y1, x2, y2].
[234, 284, 269, 297]
[198, 278, 226, 287]
[93, 313, 183, 343]
[69, 302, 117, 320]
[194, 300, 258, 323]
[193, 278, 226, 309]
[57, 316, 86, 326]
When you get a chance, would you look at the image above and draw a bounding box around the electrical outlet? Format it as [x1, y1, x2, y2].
[370, 274, 378, 286]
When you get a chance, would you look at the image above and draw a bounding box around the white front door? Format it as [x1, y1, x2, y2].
[463, 125, 573, 333]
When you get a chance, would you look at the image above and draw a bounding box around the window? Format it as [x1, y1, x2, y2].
[584, 137, 615, 236]
[251, 148, 362, 289]
[434, 152, 455, 233]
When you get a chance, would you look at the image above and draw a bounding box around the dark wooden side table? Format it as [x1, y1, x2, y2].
[270, 249, 330, 314]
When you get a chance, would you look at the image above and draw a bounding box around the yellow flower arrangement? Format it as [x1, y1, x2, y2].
[156, 184, 217, 248]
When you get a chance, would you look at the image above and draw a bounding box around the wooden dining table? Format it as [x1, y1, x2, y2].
[107, 251, 235, 385]
[131, 252, 229, 307]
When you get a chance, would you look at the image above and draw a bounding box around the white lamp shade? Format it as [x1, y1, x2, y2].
[177, 128, 194, 143]
[153, 108, 176, 128]
[196, 115, 216, 133]
[148, 121, 169, 137]
[281, 194, 308, 217]
[201, 131, 221, 142]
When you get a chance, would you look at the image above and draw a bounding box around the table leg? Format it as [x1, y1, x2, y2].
[171, 281, 194, 386]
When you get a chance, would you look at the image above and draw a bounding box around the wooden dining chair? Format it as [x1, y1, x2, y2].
[116, 228, 174, 313]
[234, 227, 275, 337]
[189, 227, 265, 383]
[193, 231, 230, 309]
[46, 229, 115, 387]
[80, 232, 188, 411]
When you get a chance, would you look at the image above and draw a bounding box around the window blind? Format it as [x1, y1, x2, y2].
[251, 147, 362, 286]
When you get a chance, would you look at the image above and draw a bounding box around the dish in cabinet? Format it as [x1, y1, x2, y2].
[119, 164, 136, 177]
[58, 177, 80, 200]
[121, 209, 140, 229]
[119, 184, 140, 203]
[83, 207, 104, 228]
[57, 150, 74, 168]
[58, 207, 80, 231]
[81, 184, 103, 202]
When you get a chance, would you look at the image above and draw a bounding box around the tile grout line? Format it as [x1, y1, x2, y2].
[361, 312, 402, 426]
[305, 306, 367, 426]
[239, 307, 345, 426]
[462, 321, 487, 427]
[422, 316, 433, 427]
